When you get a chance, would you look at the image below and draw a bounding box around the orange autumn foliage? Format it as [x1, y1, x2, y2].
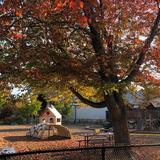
[15, 10, 22, 17]
[79, 1, 84, 9]
[0, 0, 159, 92]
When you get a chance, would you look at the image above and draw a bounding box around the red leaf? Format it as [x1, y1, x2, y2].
[12, 33, 23, 39]
[69, 1, 76, 10]
[78, 16, 88, 27]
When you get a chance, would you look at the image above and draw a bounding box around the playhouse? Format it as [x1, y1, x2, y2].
[26, 105, 71, 139]
[39, 105, 62, 125]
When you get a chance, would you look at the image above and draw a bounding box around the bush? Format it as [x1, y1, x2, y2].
[0, 105, 16, 121]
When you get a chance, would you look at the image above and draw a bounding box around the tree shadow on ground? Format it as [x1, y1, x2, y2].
[4, 135, 70, 142]
[0, 128, 28, 132]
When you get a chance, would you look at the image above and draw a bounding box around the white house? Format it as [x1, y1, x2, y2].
[39, 105, 62, 125]
[69, 106, 108, 123]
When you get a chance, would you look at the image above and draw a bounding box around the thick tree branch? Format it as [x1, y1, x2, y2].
[69, 87, 107, 108]
[82, 1, 108, 82]
[122, 8, 160, 83]
[83, 3, 118, 83]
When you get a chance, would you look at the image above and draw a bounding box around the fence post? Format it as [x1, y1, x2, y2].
[1, 155, 7, 160]
[102, 148, 105, 160]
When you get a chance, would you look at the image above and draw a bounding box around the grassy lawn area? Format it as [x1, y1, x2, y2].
[130, 133, 160, 136]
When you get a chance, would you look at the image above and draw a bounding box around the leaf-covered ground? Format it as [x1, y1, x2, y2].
[0, 125, 81, 152]
[0, 125, 160, 160]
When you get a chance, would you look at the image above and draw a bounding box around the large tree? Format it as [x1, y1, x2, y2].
[0, 0, 160, 145]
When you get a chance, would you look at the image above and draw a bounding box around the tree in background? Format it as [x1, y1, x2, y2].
[0, 91, 8, 113]
[15, 95, 41, 124]
[0, 89, 17, 123]
[54, 101, 72, 118]
[36, 93, 72, 117]
[0, 0, 160, 145]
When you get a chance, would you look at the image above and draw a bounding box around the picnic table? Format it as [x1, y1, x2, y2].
[78, 132, 114, 147]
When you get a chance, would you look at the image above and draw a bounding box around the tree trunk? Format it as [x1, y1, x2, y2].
[110, 109, 133, 159]
[111, 111, 130, 146]
[107, 94, 130, 146]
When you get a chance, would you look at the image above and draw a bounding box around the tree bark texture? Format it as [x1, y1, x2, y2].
[106, 93, 130, 145]
[110, 109, 130, 145]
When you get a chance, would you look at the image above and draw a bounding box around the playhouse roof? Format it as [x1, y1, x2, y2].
[44, 105, 62, 118]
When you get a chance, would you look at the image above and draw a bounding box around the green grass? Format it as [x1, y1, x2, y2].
[130, 133, 160, 136]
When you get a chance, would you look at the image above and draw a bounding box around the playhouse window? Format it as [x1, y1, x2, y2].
[57, 118, 61, 122]
[50, 118, 54, 123]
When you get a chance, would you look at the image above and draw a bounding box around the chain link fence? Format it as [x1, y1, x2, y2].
[0, 144, 160, 160]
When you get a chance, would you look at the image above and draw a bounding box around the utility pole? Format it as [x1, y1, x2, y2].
[74, 104, 77, 124]
[72, 97, 78, 124]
